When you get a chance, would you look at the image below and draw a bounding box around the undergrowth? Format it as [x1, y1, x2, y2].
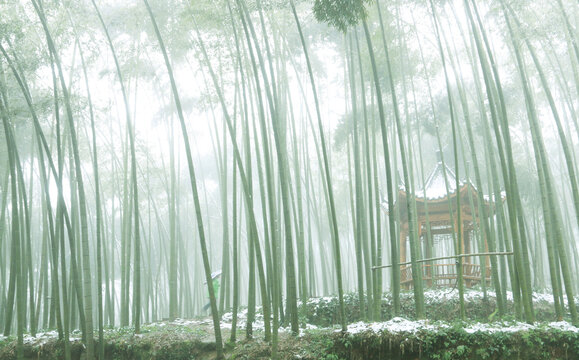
[0, 289, 575, 359]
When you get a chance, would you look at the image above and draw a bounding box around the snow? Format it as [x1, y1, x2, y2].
[464, 321, 579, 334]
[20, 330, 81, 347]
[305, 296, 336, 306]
[532, 292, 557, 304]
[172, 318, 207, 326]
[464, 322, 534, 334]
[344, 317, 579, 336]
[548, 321, 579, 333]
[3, 289, 578, 348]
[221, 308, 266, 332]
[404, 288, 564, 307]
[345, 317, 446, 335]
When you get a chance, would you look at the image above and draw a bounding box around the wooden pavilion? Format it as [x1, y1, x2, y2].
[391, 160, 498, 289]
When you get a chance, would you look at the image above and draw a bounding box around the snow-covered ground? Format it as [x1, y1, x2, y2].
[394, 288, 565, 306]
[345, 317, 446, 335]
[6, 316, 577, 347]
[342, 318, 579, 335]
[218, 289, 579, 336]
[0, 330, 82, 347]
[405, 288, 553, 304]
[2, 289, 577, 347]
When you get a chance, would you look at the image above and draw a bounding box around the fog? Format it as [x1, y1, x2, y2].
[1, 0, 578, 358]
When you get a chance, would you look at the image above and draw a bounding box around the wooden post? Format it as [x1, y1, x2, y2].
[399, 224, 408, 264]
[417, 222, 430, 286]
[463, 221, 469, 264]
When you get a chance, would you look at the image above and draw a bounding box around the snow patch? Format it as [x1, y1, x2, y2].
[344, 317, 445, 335]
[21, 330, 74, 346]
[220, 308, 266, 332]
[344, 317, 579, 337]
[171, 318, 207, 326]
[306, 296, 336, 305]
[547, 322, 579, 333]
[464, 322, 533, 334]
[532, 293, 556, 304]
[408, 288, 560, 306]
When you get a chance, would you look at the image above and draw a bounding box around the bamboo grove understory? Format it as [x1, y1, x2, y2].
[1, 0, 579, 359]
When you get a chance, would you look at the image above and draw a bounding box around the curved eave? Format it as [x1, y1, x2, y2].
[384, 184, 506, 215]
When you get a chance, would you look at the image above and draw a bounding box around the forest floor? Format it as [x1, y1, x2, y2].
[1, 288, 579, 359]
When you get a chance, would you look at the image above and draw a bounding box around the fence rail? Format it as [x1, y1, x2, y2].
[400, 263, 491, 288]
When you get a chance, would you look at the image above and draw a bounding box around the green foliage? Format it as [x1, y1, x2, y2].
[302, 332, 340, 360]
[323, 324, 579, 360]
[313, 0, 372, 32]
[305, 290, 565, 326]
[2, 316, 579, 359]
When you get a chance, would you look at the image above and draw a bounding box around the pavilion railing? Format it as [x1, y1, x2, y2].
[372, 252, 512, 288]
[400, 263, 491, 288]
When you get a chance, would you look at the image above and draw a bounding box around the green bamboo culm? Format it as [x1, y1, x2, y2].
[463, 0, 534, 323]
[292, 0, 348, 331]
[142, 0, 224, 358]
[30, 0, 96, 356]
[502, 2, 578, 325]
[193, 2, 272, 341]
[428, 0, 466, 320]
[360, 17, 401, 320]
[0, 77, 25, 360]
[370, 0, 425, 317]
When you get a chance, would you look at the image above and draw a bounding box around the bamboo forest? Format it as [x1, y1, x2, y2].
[2, 0, 579, 359]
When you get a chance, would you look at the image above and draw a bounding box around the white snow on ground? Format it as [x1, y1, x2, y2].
[548, 321, 579, 332]
[341, 318, 579, 336]
[397, 288, 564, 306]
[420, 288, 496, 304]
[172, 318, 209, 326]
[3, 290, 578, 347]
[344, 317, 446, 335]
[221, 308, 266, 332]
[464, 321, 579, 334]
[7, 317, 578, 347]
[532, 292, 557, 303]
[463, 322, 534, 334]
[20, 330, 81, 347]
[305, 296, 336, 305]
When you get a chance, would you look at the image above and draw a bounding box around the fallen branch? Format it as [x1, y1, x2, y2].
[372, 252, 514, 270]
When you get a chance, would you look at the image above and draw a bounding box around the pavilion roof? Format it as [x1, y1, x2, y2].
[415, 161, 463, 200]
[381, 161, 504, 213]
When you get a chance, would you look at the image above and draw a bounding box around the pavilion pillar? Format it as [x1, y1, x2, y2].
[463, 220, 470, 264]
[399, 224, 408, 264]
[484, 227, 491, 268]
[418, 222, 430, 286]
[476, 216, 492, 269]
